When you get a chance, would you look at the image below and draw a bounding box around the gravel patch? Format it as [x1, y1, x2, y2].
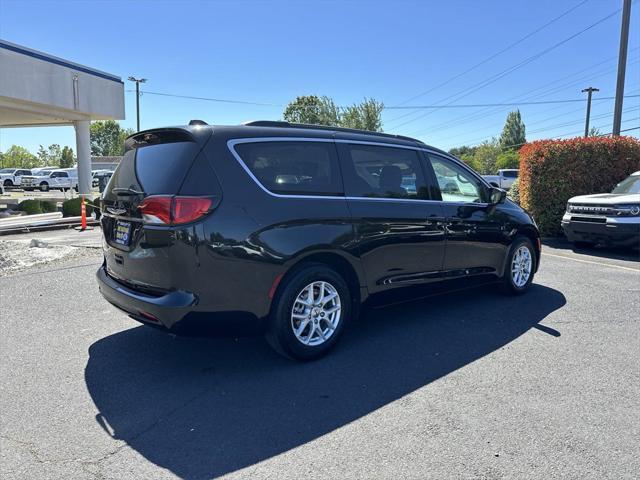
[0, 239, 101, 276]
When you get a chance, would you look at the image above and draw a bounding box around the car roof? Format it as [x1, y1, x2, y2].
[128, 121, 448, 154]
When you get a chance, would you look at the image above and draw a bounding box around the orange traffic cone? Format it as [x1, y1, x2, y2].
[80, 196, 87, 231]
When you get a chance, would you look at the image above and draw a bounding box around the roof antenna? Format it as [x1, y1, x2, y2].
[189, 119, 208, 126]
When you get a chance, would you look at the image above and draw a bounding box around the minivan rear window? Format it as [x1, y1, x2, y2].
[107, 141, 200, 195]
[234, 141, 342, 196]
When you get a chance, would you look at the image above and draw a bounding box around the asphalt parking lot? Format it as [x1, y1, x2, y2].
[0, 240, 638, 479]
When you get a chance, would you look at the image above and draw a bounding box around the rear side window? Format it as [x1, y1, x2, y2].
[234, 141, 342, 196]
[341, 144, 429, 199]
[503, 170, 518, 178]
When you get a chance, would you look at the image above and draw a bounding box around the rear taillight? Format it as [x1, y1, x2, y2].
[138, 195, 214, 225]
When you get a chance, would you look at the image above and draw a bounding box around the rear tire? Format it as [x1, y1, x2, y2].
[266, 264, 351, 361]
[500, 236, 535, 295]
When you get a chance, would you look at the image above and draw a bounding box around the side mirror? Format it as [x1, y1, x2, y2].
[489, 187, 507, 205]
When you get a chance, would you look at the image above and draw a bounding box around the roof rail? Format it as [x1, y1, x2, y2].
[241, 120, 424, 144]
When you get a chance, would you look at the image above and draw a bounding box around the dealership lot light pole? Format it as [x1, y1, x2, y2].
[128, 76, 147, 132]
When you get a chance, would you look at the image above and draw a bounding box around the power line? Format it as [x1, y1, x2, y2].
[387, 0, 590, 115]
[125, 89, 281, 107]
[126, 88, 640, 111]
[401, 50, 640, 137]
[385, 95, 639, 109]
[387, 7, 624, 131]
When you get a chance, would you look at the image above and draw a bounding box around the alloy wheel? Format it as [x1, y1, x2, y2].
[290, 281, 342, 346]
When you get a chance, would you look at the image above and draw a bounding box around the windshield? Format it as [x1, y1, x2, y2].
[611, 175, 640, 194]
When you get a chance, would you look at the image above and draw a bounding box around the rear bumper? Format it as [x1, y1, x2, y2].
[561, 214, 640, 247]
[96, 264, 265, 335]
[96, 264, 197, 330]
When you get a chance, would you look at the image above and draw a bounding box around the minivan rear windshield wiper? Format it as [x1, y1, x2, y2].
[113, 187, 144, 196]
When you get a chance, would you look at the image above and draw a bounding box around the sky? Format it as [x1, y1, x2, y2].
[0, 0, 638, 154]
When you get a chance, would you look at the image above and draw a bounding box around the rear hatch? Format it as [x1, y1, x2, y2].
[101, 128, 216, 293]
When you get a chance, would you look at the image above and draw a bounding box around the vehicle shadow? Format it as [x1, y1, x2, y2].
[85, 284, 565, 479]
[543, 237, 639, 262]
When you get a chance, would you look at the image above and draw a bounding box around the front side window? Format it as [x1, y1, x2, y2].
[234, 141, 342, 195]
[342, 144, 428, 199]
[428, 154, 485, 203]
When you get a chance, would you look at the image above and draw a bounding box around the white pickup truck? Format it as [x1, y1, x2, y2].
[0, 168, 33, 188]
[20, 168, 79, 192]
[482, 169, 519, 190]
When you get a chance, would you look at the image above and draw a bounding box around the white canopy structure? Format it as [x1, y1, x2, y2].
[0, 40, 125, 194]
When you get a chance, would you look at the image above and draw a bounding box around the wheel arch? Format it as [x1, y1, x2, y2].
[272, 250, 366, 317]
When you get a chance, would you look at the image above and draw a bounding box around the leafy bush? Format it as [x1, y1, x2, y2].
[496, 149, 520, 170]
[16, 199, 43, 215]
[40, 200, 58, 213]
[507, 177, 520, 205]
[519, 136, 640, 236]
[62, 197, 96, 217]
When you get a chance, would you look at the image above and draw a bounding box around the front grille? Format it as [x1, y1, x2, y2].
[569, 204, 613, 216]
[571, 216, 607, 224]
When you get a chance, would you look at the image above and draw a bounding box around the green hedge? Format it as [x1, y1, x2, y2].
[41, 200, 58, 213]
[16, 199, 43, 215]
[62, 197, 97, 217]
[519, 136, 640, 236]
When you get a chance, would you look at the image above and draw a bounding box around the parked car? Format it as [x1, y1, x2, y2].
[21, 168, 57, 191]
[483, 169, 519, 190]
[562, 171, 640, 248]
[96, 121, 541, 360]
[31, 165, 61, 175]
[92, 169, 113, 188]
[0, 168, 32, 188]
[20, 168, 78, 192]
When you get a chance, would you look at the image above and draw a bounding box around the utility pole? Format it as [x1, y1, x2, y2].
[128, 76, 147, 132]
[613, 0, 631, 136]
[581, 87, 599, 137]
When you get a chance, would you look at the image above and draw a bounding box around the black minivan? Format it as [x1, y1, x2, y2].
[97, 121, 540, 360]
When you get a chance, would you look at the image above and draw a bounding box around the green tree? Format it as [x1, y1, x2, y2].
[472, 139, 501, 175]
[283, 95, 384, 132]
[499, 110, 526, 150]
[588, 126, 602, 137]
[496, 149, 520, 170]
[341, 98, 384, 132]
[90, 120, 132, 156]
[60, 146, 75, 168]
[283, 95, 341, 126]
[448, 146, 477, 158]
[1, 145, 39, 168]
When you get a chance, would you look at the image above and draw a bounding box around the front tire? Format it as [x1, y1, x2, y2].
[266, 264, 351, 361]
[3, 179, 13, 187]
[40, 182, 49, 192]
[501, 236, 535, 295]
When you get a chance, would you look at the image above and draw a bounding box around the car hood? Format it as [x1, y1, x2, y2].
[568, 193, 640, 204]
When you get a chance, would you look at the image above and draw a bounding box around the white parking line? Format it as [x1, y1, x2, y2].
[543, 252, 640, 273]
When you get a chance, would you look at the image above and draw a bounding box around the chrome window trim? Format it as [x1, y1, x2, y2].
[334, 138, 423, 151]
[227, 137, 490, 206]
[227, 138, 345, 200]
